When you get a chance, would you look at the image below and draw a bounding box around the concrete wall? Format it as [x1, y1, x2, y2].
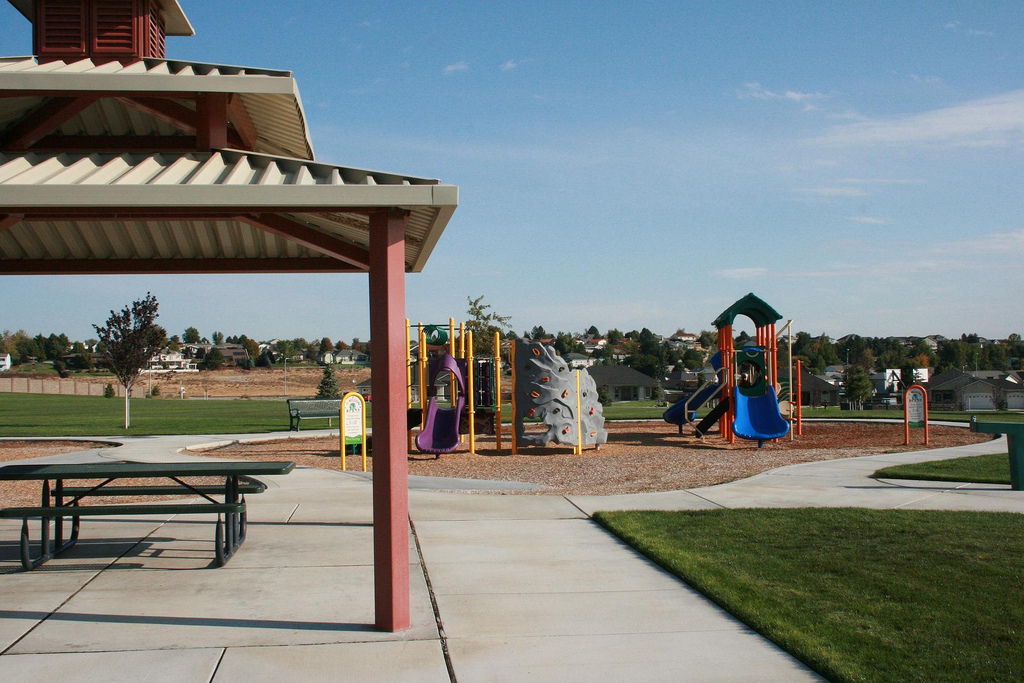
[0, 377, 144, 398]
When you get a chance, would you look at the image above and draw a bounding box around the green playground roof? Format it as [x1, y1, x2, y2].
[713, 292, 783, 329]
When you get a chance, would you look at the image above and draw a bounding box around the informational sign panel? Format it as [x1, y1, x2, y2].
[340, 392, 367, 471]
[904, 384, 930, 445]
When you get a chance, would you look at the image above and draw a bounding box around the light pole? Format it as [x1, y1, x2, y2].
[284, 356, 288, 397]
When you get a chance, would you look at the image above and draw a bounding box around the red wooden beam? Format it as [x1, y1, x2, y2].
[228, 94, 258, 151]
[196, 93, 228, 151]
[116, 96, 197, 134]
[368, 209, 410, 632]
[0, 214, 24, 233]
[3, 96, 100, 151]
[239, 213, 371, 269]
[0, 257, 361, 275]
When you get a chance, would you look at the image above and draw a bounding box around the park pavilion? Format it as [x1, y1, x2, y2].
[0, 0, 459, 631]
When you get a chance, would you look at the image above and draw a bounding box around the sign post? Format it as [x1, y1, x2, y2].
[340, 391, 367, 471]
[904, 384, 929, 446]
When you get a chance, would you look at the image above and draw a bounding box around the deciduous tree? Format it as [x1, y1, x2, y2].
[93, 293, 166, 429]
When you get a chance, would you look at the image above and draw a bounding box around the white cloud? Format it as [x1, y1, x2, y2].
[846, 216, 890, 225]
[944, 22, 960, 30]
[443, 61, 470, 75]
[910, 73, 942, 84]
[967, 29, 993, 36]
[501, 59, 518, 71]
[836, 178, 922, 185]
[738, 82, 828, 105]
[794, 187, 869, 197]
[718, 267, 768, 280]
[810, 90, 1024, 147]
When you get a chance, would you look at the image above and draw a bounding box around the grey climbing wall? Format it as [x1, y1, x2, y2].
[514, 340, 608, 448]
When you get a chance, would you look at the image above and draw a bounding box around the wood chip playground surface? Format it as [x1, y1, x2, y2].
[0, 423, 994, 501]
[193, 421, 993, 496]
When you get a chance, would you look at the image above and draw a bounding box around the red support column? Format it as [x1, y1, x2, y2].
[368, 210, 410, 632]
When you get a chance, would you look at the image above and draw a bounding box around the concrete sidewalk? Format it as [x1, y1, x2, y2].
[1, 430, 1019, 681]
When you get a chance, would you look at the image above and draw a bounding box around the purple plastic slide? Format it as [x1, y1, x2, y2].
[415, 353, 466, 455]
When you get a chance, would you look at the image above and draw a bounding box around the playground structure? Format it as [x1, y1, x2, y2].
[406, 319, 502, 456]
[405, 321, 609, 456]
[663, 293, 791, 446]
[510, 340, 608, 454]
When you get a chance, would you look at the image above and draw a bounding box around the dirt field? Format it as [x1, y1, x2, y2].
[193, 421, 995, 496]
[147, 366, 371, 399]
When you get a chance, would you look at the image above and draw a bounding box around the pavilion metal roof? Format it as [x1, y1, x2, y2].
[0, 150, 458, 273]
[0, 56, 312, 159]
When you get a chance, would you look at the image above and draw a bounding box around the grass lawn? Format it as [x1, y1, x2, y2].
[0, 393, 296, 436]
[799, 407, 1024, 423]
[596, 508, 1024, 683]
[874, 452, 1011, 485]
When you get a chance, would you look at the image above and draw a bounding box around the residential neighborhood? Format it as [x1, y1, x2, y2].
[2, 323, 1022, 411]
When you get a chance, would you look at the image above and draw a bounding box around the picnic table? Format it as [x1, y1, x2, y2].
[0, 460, 294, 570]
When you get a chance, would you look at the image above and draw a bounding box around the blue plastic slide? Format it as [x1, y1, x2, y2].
[732, 386, 790, 443]
[663, 352, 722, 426]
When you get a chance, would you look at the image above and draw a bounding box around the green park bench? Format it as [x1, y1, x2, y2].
[287, 398, 342, 431]
[970, 417, 1024, 491]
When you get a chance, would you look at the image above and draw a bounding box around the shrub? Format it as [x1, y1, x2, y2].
[103, 383, 115, 398]
[150, 385, 160, 397]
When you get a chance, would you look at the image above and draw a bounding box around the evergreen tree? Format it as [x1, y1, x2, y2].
[316, 364, 341, 398]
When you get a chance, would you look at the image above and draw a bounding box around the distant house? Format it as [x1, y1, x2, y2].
[217, 344, 249, 367]
[778, 366, 840, 407]
[668, 329, 698, 350]
[147, 350, 199, 373]
[587, 365, 658, 402]
[925, 369, 1024, 411]
[356, 378, 373, 400]
[870, 368, 931, 395]
[564, 353, 593, 370]
[0, 353, 10, 371]
[335, 349, 370, 366]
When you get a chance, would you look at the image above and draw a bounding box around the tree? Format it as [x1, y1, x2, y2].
[315, 364, 341, 398]
[606, 328, 623, 344]
[843, 366, 873, 408]
[586, 325, 600, 338]
[553, 332, 583, 357]
[466, 295, 512, 355]
[319, 337, 333, 357]
[203, 347, 225, 370]
[528, 325, 548, 340]
[182, 327, 201, 344]
[212, 331, 225, 345]
[93, 293, 166, 429]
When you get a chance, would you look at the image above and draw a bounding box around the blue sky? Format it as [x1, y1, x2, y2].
[2, 1, 1023, 342]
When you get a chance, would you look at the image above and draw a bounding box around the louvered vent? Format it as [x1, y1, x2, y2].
[37, 0, 87, 57]
[92, 0, 137, 54]
[146, 0, 166, 58]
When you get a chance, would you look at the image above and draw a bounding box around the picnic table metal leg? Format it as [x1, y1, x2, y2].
[213, 475, 246, 566]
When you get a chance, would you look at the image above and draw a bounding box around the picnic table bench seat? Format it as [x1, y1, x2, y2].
[287, 398, 342, 431]
[0, 461, 294, 570]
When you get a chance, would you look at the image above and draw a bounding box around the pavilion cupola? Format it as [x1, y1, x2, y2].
[11, 0, 194, 64]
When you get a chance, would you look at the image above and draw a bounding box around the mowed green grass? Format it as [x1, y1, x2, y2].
[874, 452, 1011, 485]
[595, 508, 1024, 683]
[0, 393, 294, 436]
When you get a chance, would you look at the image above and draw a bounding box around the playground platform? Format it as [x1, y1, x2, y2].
[1, 430, 1018, 681]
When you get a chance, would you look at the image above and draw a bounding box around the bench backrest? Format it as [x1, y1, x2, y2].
[287, 398, 342, 415]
